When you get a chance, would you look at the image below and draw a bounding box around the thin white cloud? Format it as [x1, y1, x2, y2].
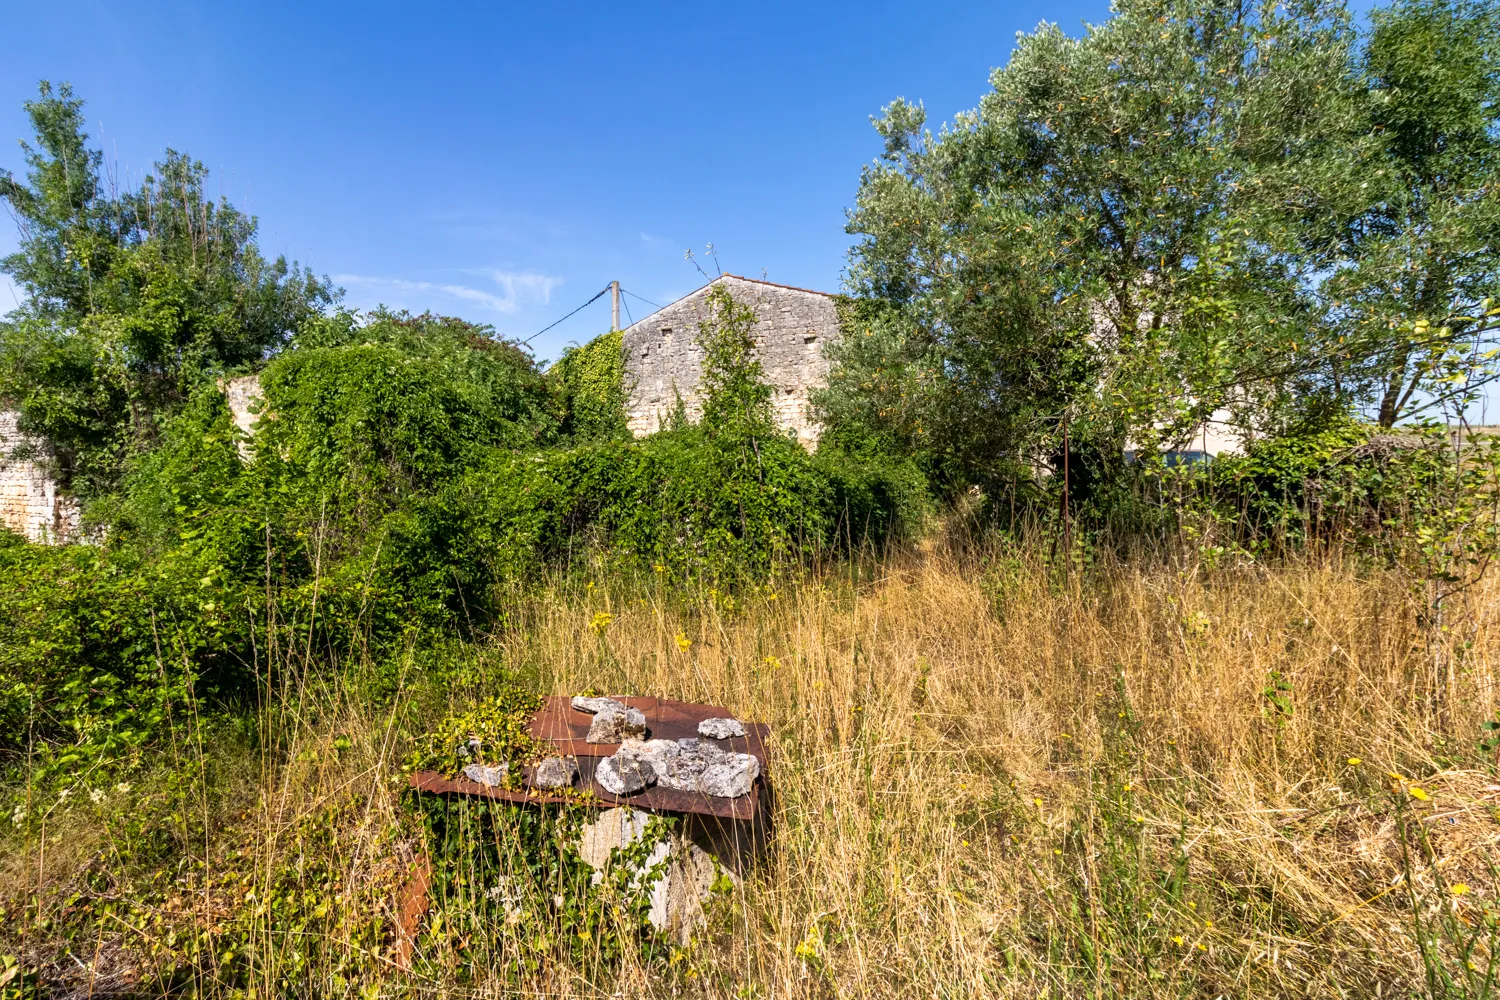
[486, 270, 563, 305]
[333, 271, 563, 315]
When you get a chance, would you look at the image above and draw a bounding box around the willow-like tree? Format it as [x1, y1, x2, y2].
[829, 0, 1500, 499]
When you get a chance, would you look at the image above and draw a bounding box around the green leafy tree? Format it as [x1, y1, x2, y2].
[1319, 0, 1500, 426]
[696, 284, 776, 444]
[835, 0, 1359, 496]
[0, 81, 335, 495]
[831, 0, 1500, 501]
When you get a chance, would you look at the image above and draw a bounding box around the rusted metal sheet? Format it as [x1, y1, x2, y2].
[407, 695, 769, 822]
[393, 853, 431, 970]
[529, 695, 769, 762]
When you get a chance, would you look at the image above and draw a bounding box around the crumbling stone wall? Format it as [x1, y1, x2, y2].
[0, 378, 262, 545]
[0, 410, 79, 543]
[621, 275, 840, 449]
[223, 374, 263, 457]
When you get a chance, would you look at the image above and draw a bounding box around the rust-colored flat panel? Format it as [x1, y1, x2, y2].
[528, 695, 768, 764]
[409, 763, 759, 821]
[414, 696, 768, 821]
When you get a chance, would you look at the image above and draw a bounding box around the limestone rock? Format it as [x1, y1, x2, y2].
[622, 738, 679, 780]
[701, 752, 760, 798]
[595, 747, 654, 795]
[576, 806, 738, 943]
[571, 695, 626, 715]
[587, 704, 647, 743]
[577, 805, 652, 869]
[532, 755, 579, 789]
[698, 717, 746, 740]
[641, 737, 761, 798]
[462, 762, 509, 787]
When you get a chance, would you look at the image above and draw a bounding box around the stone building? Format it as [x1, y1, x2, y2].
[0, 409, 80, 543]
[621, 274, 841, 448]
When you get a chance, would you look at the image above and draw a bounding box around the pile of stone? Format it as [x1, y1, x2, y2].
[570, 695, 758, 800]
[595, 736, 761, 798]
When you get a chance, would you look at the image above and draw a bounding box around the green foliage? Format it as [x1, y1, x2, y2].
[696, 286, 774, 443]
[410, 796, 674, 974]
[0, 82, 334, 495]
[0, 527, 241, 785]
[837, 0, 1355, 496]
[548, 330, 629, 442]
[1330, 0, 1500, 427]
[832, 0, 1500, 506]
[405, 689, 545, 779]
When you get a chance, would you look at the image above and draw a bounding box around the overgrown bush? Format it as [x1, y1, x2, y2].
[0, 288, 924, 798]
[548, 330, 629, 443]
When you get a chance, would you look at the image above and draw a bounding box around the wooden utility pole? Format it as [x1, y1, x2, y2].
[610, 280, 621, 331]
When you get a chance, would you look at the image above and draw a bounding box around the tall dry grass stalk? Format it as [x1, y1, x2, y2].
[8, 537, 1500, 998]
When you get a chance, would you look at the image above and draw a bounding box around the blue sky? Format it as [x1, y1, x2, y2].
[1, 0, 1120, 365]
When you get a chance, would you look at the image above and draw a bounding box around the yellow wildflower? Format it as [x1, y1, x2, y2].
[1347, 757, 1362, 765]
[675, 631, 692, 653]
[1409, 786, 1431, 801]
[1451, 884, 1471, 896]
[589, 612, 614, 636]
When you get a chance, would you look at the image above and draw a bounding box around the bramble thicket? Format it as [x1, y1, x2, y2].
[4, 0, 1500, 995]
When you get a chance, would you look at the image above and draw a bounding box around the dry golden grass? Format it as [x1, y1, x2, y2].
[9, 535, 1500, 998]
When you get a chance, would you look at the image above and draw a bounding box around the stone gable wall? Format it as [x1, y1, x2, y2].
[621, 275, 840, 448]
[0, 410, 80, 543]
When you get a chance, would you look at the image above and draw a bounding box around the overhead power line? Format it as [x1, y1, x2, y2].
[523, 285, 611, 345]
[622, 288, 663, 310]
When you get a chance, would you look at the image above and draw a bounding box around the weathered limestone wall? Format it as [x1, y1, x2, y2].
[0, 410, 80, 543]
[1, 377, 262, 545]
[223, 374, 263, 457]
[621, 275, 840, 449]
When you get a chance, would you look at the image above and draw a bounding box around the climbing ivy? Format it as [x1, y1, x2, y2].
[548, 330, 629, 443]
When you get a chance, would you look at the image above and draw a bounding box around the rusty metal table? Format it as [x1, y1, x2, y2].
[407, 695, 770, 820]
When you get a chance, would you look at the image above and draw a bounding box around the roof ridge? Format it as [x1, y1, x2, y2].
[715, 273, 839, 298]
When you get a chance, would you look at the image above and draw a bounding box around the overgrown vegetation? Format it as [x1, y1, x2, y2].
[3, 0, 1500, 994]
[828, 0, 1500, 503]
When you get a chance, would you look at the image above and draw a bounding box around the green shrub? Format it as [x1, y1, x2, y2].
[548, 330, 629, 443]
